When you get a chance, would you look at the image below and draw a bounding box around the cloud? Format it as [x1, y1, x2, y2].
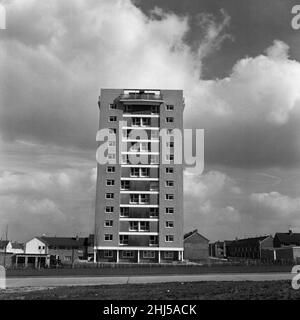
[186, 40, 300, 168]
[184, 170, 243, 240]
[251, 191, 300, 215]
[0, 168, 96, 240]
[0, 0, 230, 149]
[196, 9, 233, 58]
[1, 1, 299, 169]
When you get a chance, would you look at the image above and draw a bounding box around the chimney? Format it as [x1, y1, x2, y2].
[288, 229, 293, 235]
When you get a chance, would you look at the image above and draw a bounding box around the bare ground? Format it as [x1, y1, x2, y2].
[0, 280, 299, 300]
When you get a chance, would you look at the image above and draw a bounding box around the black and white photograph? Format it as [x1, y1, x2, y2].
[0, 0, 300, 309]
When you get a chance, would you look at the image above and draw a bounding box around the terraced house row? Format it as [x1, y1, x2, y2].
[94, 89, 184, 263]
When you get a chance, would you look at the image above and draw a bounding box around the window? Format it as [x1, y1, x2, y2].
[166, 221, 174, 228]
[105, 206, 114, 213]
[166, 154, 174, 161]
[149, 236, 158, 246]
[166, 180, 174, 187]
[140, 194, 149, 204]
[149, 208, 159, 217]
[166, 141, 174, 148]
[106, 193, 114, 199]
[164, 251, 174, 258]
[107, 166, 115, 173]
[151, 106, 158, 114]
[109, 116, 117, 122]
[122, 251, 134, 258]
[130, 168, 139, 177]
[132, 118, 141, 126]
[109, 104, 117, 109]
[166, 117, 174, 123]
[104, 220, 113, 227]
[165, 194, 174, 200]
[120, 207, 129, 217]
[104, 250, 113, 258]
[141, 168, 150, 177]
[166, 105, 174, 111]
[166, 207, 174, 214]
[141, 118, 150, 127]
[143, 251, 155, 259]
[165, 235, 174, 242]
[106, 179, 115, 186]
[166, 167, 174, 174]
[104, 234, 113, 241]
[121, 180, 130, 190]
[129, 221, 139, 231]
[119, 235, 128, 245]
[140, 221, 149, 231]
[130, 194, 139, 204]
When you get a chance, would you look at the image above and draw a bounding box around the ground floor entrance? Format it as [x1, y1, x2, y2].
[95, 249, 184, 263]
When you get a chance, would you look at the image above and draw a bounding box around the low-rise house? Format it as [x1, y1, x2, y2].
[273, 231, 300, 247]
[226, 235, 274, 260]
[26, 236, 89, 265]
[261, 231, 300, 263]
[9, 242, 25, 254]
[183, 229, 209, 262]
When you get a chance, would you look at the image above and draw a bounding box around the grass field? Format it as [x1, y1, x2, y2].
[6, 264, 292, 277]
[0, 280, 299, 300]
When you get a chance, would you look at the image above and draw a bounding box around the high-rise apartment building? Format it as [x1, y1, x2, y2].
[95, 89, 184, 263]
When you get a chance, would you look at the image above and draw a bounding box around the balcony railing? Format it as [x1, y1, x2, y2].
[120, 93, 163, 101]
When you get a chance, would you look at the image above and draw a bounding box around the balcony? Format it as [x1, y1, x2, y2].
[118, 235, 158, 247]
[120, 93, 163, 101]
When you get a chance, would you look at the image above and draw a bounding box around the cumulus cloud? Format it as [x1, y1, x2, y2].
[187, 40, 300, 168]
[0, 1, 299, 169]
[0, 168, 96, 240]
[184, 170, 243, 240]
[251, 191, 300, 215]
[1, 0, 300, 240]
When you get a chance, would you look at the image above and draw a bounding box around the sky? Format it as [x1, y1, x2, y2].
[0, 0, 300, 241]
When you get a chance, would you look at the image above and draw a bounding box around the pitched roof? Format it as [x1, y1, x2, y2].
[11, 242, 24, 250]
[229, 236, 271, 247]
[0, 240, 9, 249]
[38, 236, 86, 247]
[274, 232, 300, 244]
[184, 229, 209, 242]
